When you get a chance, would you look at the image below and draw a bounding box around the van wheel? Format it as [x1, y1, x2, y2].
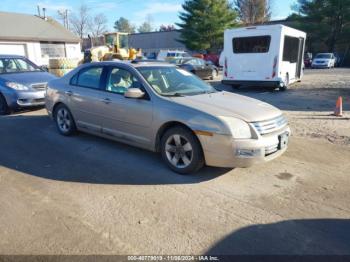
[161, 127, 204, 174]
[279, 74, 289, 91]
[0, 94, 10, 115]
[54, 104, 77, 136]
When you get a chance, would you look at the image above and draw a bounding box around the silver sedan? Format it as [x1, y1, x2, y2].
[45, 61, 290, 174]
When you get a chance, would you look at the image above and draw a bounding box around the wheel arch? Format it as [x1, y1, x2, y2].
[155, 121, 203, 153]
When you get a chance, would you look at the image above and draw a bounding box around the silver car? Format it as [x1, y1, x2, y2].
[46, 61, 290, 174]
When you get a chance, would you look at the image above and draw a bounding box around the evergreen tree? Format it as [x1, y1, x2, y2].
[177, 0, 238, 52]
[114, 17, 136, 33]
[291, 0, 350, 52]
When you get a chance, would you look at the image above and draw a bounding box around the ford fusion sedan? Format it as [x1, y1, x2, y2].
[0, 55, 56, 115]
[311, 53, 336, 69]
[46, 61, 290, 174]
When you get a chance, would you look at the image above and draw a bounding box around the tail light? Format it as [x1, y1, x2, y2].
[224, 57, 228, 77]
[272, 56, 278, 78]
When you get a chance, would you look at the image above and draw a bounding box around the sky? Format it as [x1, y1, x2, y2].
[0, 0, 297, 31]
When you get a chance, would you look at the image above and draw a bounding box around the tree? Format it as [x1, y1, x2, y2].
[291, 0, 350, 53]
[69, 4, 91, 39]
[138, 15, 154, 33]
[114, 17, 136, 33]
[177, 0, 238, 52]
[89, 13, 108, 37]
[235, 0, 271, 25]
[159, 24, 176, 31]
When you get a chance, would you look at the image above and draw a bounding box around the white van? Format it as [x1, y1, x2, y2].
[221, 24, 306, 91]
[157, 50, 191, 61]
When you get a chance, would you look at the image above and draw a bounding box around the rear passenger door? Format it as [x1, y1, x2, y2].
[68, 66, 106, 133]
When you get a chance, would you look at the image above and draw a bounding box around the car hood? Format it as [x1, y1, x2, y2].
[170, 91, 282, 122]
[0, 71, 57, 86]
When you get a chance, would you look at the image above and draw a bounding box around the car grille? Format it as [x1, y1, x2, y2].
[31, 83, 47, 90]
[252, 115, 288, 136]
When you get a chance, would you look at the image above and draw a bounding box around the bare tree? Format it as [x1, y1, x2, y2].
[70, 4, 91, 39]
[89, 13, 108, 37]
[235, 0, 271, 25]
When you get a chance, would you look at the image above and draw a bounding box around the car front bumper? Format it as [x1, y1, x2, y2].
[4, 90, 46, 108]
[312, 64, 330, 68]
[198, 126, 291, 168]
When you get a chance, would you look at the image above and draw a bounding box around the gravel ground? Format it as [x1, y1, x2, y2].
[0, 68, 349, 257]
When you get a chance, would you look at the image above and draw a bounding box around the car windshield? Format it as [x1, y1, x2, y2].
[138, 66, 217, 96]
[315, 54, 332, 59]
[0, 58, 41, 74]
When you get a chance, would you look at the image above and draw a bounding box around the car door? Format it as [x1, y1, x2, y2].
[203, 59, 214, 78]
[99, 66, 154, 148]
[194, 58, 208, 78]
[67, 66, 106, 133]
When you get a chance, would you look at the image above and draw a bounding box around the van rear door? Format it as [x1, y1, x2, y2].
[231, 35, 273, 80]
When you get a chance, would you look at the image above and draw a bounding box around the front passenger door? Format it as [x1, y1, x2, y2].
[100, 67, 154, 148]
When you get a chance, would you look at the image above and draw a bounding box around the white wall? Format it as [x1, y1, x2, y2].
[65, 43, 82, 60]
[0, 40, 82, 66]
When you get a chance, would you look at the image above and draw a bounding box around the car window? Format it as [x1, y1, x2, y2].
[197, 59, 205, 66]
[107, 68, 139, 95]
[0, 58, 40, 74]
[185, 59, 196, 65]
[77, 67, 103, 89]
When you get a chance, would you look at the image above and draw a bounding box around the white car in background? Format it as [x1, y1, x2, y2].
[312, 53, 336, 69]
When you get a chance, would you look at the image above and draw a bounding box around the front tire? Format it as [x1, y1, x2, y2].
[54, 104, 76, 136]
[0, 94, 9, 115]
[161, 127, 204, 174]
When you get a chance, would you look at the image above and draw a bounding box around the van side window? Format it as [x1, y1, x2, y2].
[233, 36, 271, 53]
[283, 36, 300, 63]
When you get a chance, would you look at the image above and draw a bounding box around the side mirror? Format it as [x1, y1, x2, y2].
[40, 65, 49, 72]
[124, 88, 145, 99]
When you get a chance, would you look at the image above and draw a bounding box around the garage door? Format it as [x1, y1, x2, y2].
[0, 44, 26, 56]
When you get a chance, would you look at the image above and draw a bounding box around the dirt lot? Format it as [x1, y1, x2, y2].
[0, 69, 349, 256]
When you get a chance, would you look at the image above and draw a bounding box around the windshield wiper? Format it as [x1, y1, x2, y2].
[162, 92, 185, 97]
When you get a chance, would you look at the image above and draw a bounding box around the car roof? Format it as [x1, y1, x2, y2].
[87, 60, 176, 69]
[0, 54, 25, 59]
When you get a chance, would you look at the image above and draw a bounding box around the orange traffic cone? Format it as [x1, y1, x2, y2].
[334, 96, 343, 117]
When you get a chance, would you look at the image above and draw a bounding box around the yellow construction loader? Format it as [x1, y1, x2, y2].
[83, 32, 141, 63]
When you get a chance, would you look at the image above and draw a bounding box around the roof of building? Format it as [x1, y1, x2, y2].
[0, 11, 80, 43]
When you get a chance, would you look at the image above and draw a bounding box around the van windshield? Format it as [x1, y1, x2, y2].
[138, 66, 217, 97]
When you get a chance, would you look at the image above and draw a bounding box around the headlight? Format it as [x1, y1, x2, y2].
[218, 116, 252, 139]
[5, 82, 30, 91]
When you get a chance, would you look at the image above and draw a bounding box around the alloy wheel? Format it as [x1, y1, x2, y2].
[56, 108, 71, 133]
[165, 134, 193, 169]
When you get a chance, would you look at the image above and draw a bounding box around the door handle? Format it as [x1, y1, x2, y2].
[65, 91, 73, 96]
[101, 98, 111, 104]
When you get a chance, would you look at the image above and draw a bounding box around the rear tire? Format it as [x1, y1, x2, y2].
[279, 74, 289, 91]
[161, 127, 204, 174]
[0, 94, 9, 115]
[54, 104, 77, 136]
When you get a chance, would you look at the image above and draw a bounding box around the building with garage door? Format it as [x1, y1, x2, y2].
[0, 11, 81, 66]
